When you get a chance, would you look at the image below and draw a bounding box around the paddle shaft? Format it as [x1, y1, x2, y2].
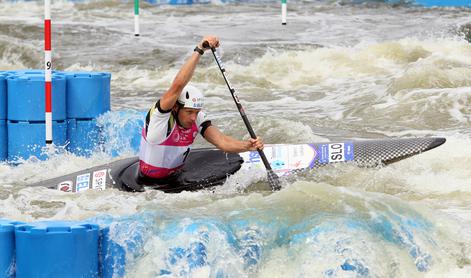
[204, 43, 281, 190]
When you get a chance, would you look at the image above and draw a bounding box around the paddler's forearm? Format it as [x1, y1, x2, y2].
[160, 51, 201, 110]
[173, 36, 218, 89]
[218, 136, 253, 153]
[203, 126, 257, 153]
[171, 52, 201, 92]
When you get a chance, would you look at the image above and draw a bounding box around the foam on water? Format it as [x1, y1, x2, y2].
[75, 37, 471, 138]
[27, 181, 463, 277]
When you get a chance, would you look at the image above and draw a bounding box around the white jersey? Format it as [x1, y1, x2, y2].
[138, 101, 211, 178]
[145, 103, 209, 144]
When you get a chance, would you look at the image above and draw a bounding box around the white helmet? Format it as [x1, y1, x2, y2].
[177, 85, 204, 109]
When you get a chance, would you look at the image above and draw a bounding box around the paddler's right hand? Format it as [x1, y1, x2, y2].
[199, 35, 219, 52]
[247, 137, 264, 151]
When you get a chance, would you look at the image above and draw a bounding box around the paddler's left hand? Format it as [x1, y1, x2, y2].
[247, 137, 264, 151]
[198, 35, 219, 52]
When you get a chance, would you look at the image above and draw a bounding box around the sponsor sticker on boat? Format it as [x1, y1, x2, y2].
[318, 142, 354, 164]
[240, 144, 319, 176]
[247, 150, 262, 164]
[57, 180, 73, 192]
[76, 173, 91, 192]
[291, 144, 317, 170]
[92, 169, 107, 190]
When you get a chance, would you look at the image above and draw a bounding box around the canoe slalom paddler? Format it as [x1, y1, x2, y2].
[138, 35, 264, 182]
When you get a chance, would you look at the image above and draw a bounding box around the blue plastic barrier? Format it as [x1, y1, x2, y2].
[8, 120, 67, 161]
[67, 118, 101, 156]
[1, 69, 111, 161]
[0, 74, 6, 119]
[0, 71, 12, 77]
[415, 0, 471, 6]
[101, 72, 111, 112]
[170, 0, 193, 4]
[65, 72, 110, 119]
[8, 70, 50, 75]
[7, 74, 66, 121]
[0, 219, 20, 278]
[5, 70, 44, 76]
[15, 221, 99, 278]
[0, 73, 7, 161]
[0, 120, 6, 161]
[5, 70, 65, 78]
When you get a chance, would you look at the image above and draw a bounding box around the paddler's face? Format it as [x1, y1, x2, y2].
[177, 107, 201, 129]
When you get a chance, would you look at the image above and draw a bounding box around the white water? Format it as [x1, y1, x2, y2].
[0, 0, 470, 277]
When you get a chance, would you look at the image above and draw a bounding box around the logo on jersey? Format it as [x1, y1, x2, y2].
[173, 132, 180, 142]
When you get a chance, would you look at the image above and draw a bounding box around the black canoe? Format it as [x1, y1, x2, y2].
[29, 137, 445, 193]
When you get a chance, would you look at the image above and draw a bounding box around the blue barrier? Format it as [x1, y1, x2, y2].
[0, 74, 6, 119]
[1, 217, 149, 278]
[0, 219, 21, 278]
[67, 118, 102, 156]
[65, 72, 110, 119]
[5, 70, 45, 76]
[7, 73, 66, 121]
[64, 71, 110, 157]
[101, 72, 111, 112]
[0, 69, 112, 161]
[0, 75, 6, 161]
[0, 120, 6, 161]
[0, 71, 12, 77]
[169, 0, 193, 4]
[6, 70, 64, 76]
[8, 120, 67, 161]
[415, 0, 471, 6]
[15, 221, 99, 278]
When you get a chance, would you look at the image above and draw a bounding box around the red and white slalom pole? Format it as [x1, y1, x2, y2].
[44, 0, 53, 145]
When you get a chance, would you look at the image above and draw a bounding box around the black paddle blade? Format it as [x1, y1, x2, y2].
[267, 170, 282, 191]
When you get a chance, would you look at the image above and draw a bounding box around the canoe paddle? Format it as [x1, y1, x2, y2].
[203, 41, 281, 191]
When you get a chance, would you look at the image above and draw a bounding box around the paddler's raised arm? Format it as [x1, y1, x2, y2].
[159, 36, 220, 111]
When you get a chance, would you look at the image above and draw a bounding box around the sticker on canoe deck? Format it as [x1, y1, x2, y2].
[240, 144, 317, 176]
[57, 180, 73, 192]
[318, 142, 354, 164]
[76, 173, 91, 192]
[92, 169, 107, 190]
